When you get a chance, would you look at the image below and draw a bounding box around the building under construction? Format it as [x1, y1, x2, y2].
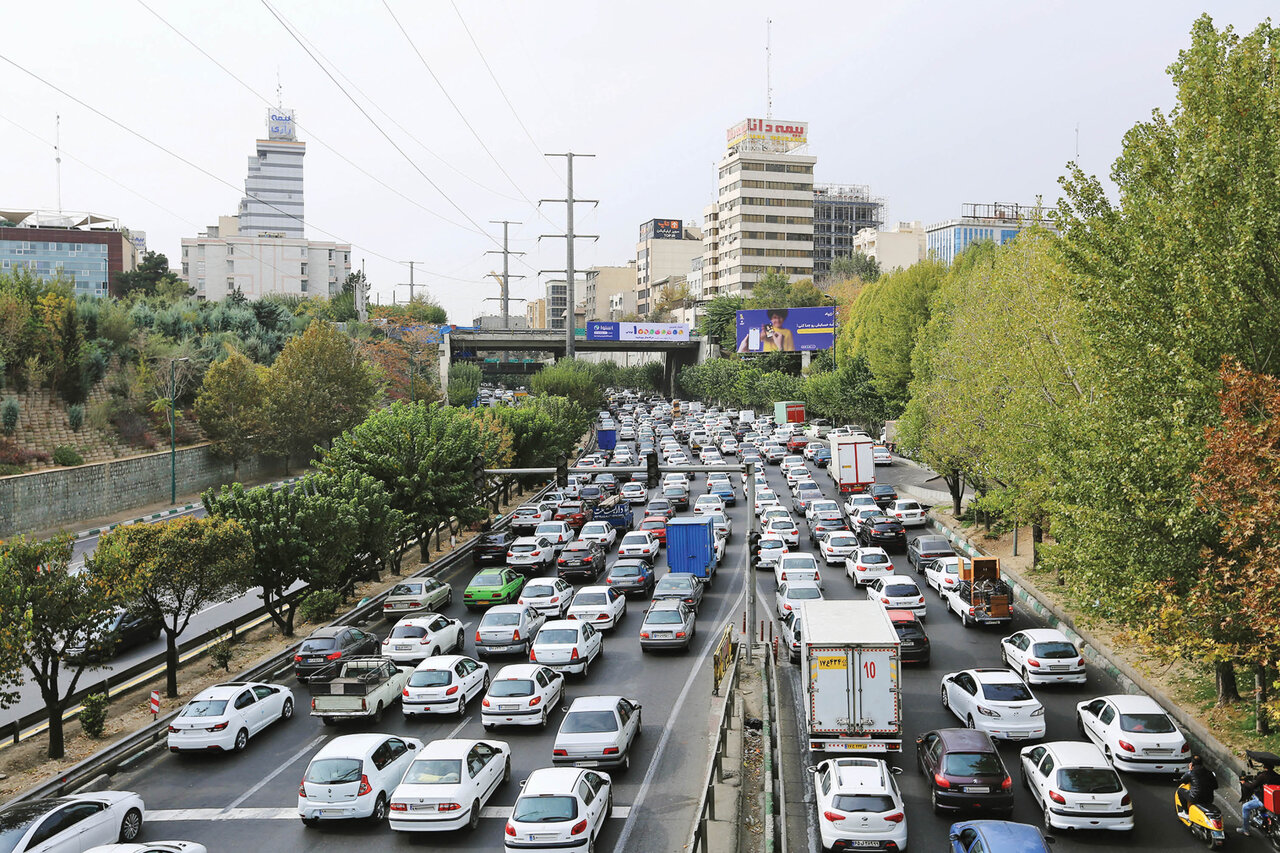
[812, 184, 885, 280]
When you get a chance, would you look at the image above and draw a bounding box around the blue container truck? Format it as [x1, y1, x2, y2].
[597, 427, 618, 451]
[665, 517, 717, 584]
[593, 501, 633, 533]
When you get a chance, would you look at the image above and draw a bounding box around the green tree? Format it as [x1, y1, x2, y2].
[448, 362, 483, 406]
[530, 359, 604, 412]
[195, 346, 267, 478]
[114, 251, 182, 298]
[696, 295, 745, 348]
[829, 252, 880, 283]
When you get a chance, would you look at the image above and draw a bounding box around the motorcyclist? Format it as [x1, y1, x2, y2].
[1238, 762, 1280, 835]
[1177, 754, 1219, 816]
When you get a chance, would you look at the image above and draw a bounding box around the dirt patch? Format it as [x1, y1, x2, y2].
[738, 663, 765, 853]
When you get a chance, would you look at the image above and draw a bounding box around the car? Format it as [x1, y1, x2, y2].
[812, 757, 908, 853]
[0, 792, 147, 851]
[907, 535, 957, 572]
[869, 483, 899, 507]
[604, 559, 656, 596]
[83, 844, 208, 853]
[784, 466, 812, 488]
[762, 444, 787, 463]
[617, 531, 660, 560]
[757, 535, 790, 567]
[917, 728, 1014, 816]
[705, 511, 733, 541]
[844, 493, 879, 516]
[65, 607, 162, 661]
[577, 521, 618, 550]
[382, 577, 453, 620]
[708, 481, 737, 505]
[866, 575, 927, 619]
[775, 552, 821, 586]
[872, 445, 894, 465]
[1019, 741, 1134, 831]
[792, 484, 824, 515]
[464, 568, 526, 610]
[166, 681, 294, 752]
[534, 521, 574, 552]
[858, 515, 907, 550]
[579, 484, 603, 504]
[643, 499, 674, 520]
[637, 516, 668, 545]
[381, 614, 466, 663]
[553, 695, 643, 769]
[620, 482, 647, 504]
[692, 494, 724, 515]
[511, 505, 552, 535]
[506, 536, 557, 573]
[651, 573, 704, 612]
[1074, 694, 1189, 773]
[555, 501, 591, 531]
[639, 600, 696, 651]
[566, 585, 628, 630]
[504, 767, 613, 853]
[519, 577, 576, 618]
[661, 484, 690, 510]
[1000, 629, 1086, 684]
[925, 555, 962, 595]
[473, 530, 517, 566]
[388, 737, 511, 833]
[780, 609, 803, 661]
[765, 517, 800, 547]
[720, 438, 739, 456]
[753, 489, 780, 514]
[850, 507, 884, 538]
[780, 455, 806, 476]
[941, 669, 1046, 741]
[811, 447, 831, 468]
[482, 663, 566, 728]
[801, 442, 820, 461]
[293, 625, 380, 681]
[886, 498, 926, 526]
[530, 619, 604, 677]
[298, 733, 423, 824]
[845, 546, 893, 585]
[948, 820, 1055, 853]
[887, 610, 931, 665]
[402, 655, 490, 718]
[775, 580, 823, 617]
[556, 540, 607, 579]
[808, 513, 847, 544]
[786, 435, 810, 453]
[476, 605, 546, 658]
[805, 498, 842, 523]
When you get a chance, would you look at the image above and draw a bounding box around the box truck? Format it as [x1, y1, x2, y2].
[665, 516, 717, 583]
[774, 400, 806, 425]
[830, 435, 876, 494]
[597, 427, 617, 451]
[800, 600, 902, 753]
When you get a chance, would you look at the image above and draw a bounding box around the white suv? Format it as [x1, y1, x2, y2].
[812, 757, 908, 852]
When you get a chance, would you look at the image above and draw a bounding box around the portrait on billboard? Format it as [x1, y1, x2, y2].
[735, 306, 836, 353]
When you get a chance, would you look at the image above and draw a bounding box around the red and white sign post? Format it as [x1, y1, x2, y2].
[149, 690, 160, 719]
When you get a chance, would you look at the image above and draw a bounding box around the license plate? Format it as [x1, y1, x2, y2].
[1080, 803, 1110, 811]
[395, 644, 413, 651]
[307, 657, 325, 664]
[532, 834, 559, 841]
[321, 809, 343, 815]
[852, 841, 880, 848]
[962, 786, 989, 793]
[412, 804, 436, 812]
[1212, 830, 1225, 839]
[500, 704, 519, 711]
[1006, 733, 1029, 740]
[576, 760, 598, 767]
[654, 632, 672, 639]
[1145, 749, 1172, 755]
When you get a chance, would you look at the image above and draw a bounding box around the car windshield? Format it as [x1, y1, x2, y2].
[574, 593, 607, 606]
[489, 679, 534, 697]
[538, 629, 580, 645]
[181, 699, 228, 717]
[306, 758, 363, 784]
[1031, 641, 1078, 659]
[390, 625, 427, 639]
[513, 795, 578, 823]
[831, 794, 895, 813]
[1057, 767, 1123, 794]
[561, 710, 619, 733]
[646, 610, 684, 624]
[472, 573, 504, 587]
[0, 804, 46, 853]
[407, 670, 451, 688]
[788, 587, 822, 600]
[299, 637, 336, 653]
[980, 682, 1034, 702]
[1119, 712, 1177, 733]
[525, 584, 557, 598]
[884, 584, 918, 597]
[482, 612, 521, 627]
[761, 541, 783, 550]
[389, 583, 423, 596]
[402, 759, 462, 784]
[943, 752, 1004, 776]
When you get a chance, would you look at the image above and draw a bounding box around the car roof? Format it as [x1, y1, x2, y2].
[647, 598, 686, 611]
[193, 682, 257, 700]
[1043, 740, 1109, 767]
[881, 575, 918, 585]
[1101, 693, 1166, 713]
[952, 820, 1049, 848]
[307, 626, 346, 638]
[493, 663, 546, 679]
[482, 604, 528, 615]
[1019, 628, 1071, 643]
[968, 668, 1025, 685]
[315, 733, 402, 757]
[936, 727, 998, 751]
[523, 766, 589, 795]
[413, 654, 472, 671]
[825, 757, 891, 792]
[566, 695, 626, 712]
[416, 738, 504, 759]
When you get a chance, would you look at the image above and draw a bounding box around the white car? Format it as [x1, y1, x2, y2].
[720, 438, 739, 456]
[757, 535, 790, 567]
[167, 681, 294, 753]
[504, 767, 613, 853]
[812, 758, 908, 853]
[753, 489, 779, 513]
[886, 499, 925, 526]
[1075, 694, 1189, 773]
[534, 521, 574, 552]
[553, 695, 643, 770]
[482, 663, 566, 728]
[664, 472, 692, 489]
[85, 845, 205, 853]
[780, 456, 806, 476]
[784, 466, 812, 488]
[389, 738, 511, 833]
[617, 531, 659, 560]
[1000, 628, 1086, 684]
[476, 605, 546, 658]
[761, 507, 792, 526]
[866, 575, 926, 619]
[692, 494, 725, 515]
[620, 483, 647, 504]
[705, 511, 732, 541]
[566, 585, 628, 630]
[940, 669, 1046, 741]
[578, 522, 617, 549]
[531, 619, 605, 676]
[775, 553, 821, 586]
[0, 792, 146, 852]
[924, 555, 961, 594]
[1020, 741, 1134, 832]
[819, 531, 860, 566]
[775, 580, 823, 617]
[507, 536, 557, 571]
[765, 517, 800, 546]
[872, 445, 893, 465]
[805, 498, 842, 523]
[846, 547, 893, 585]
[299, 733, 423, 824]
[519, 577, 576, 618]
[844, 494, 879, 516]
[380, 614, 465, 663]
[403, 655, 490, 717]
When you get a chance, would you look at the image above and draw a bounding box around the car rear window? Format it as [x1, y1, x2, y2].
[181, 699, 229, 717]
[574, 593, 607, 606]
[610, 565, 642, 578]
[1056, 767, 1122, 794]
[1031, 641, 1078, 659]
[538, 629, 580, 645]
[980, 682, 1034, 702]
[299, 638, 336, 653]
[489, 679, 535, 697]
[884, 584, 919, 597]
[789, 587, 822, 600]
[514, 794, 579, 822]
[389, 583, 423, 596]
[306, 758, 363, 784]
[895, 625, 927, 642]
[511, 543, 536, 553]
[524, 584, 557, 598]
[390, 625, 428, 639]
[482, 612, 521, 627]
[831, 794, 895, 813]
[560, 710, 619, 733]
[1119, 712, 1176, 733]
[402, 759, 462, 784]
[942, 752, 1004, 776]
[646, 610, 684, 624]
[408, 670, 452, 688]
[472, 573, 504, 586]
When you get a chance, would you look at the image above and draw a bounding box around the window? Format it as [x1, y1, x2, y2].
[252, 685, 276, 701]
[234, 691, 256, 710]
[1099, 704, 1116, 725]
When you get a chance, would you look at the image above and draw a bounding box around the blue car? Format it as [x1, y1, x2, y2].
[949, 821, 1053, 853]
[812, 448, 832, 468]
[710, 484, 737, 505]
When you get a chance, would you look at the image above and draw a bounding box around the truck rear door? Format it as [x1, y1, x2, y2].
[808, 647, 854, 733]
[853, 647, 899, 735]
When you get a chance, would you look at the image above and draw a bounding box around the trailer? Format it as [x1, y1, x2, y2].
[941, 556, 1013, 628]
[830, 435, 876, 494]
[665, 516, 717, 583]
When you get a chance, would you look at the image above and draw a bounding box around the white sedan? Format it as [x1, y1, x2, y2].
[482, 664, 566, 729]
[381, 614, 465, 663]
[0, 792, 146, 852]
[578, 522, 617, 549]
[775, 580, 824, 617]
[1020, 741, 1134, 832]
[757, 535, 790, 567]
[519, 577, 576, 618]
[389, 738, 511, 833]
[819, 531, 860, 566]
[530, 620, 604, 677]
[865, 575, 926, 619]
[765, 517, 800, 547]
[566, 585, 628, 630]
[846, 547, 893, 586]
[1000, 628, 1086, 685]
[617, 531, 660, 560]
[553, 695, 643, 770]
[403, 655, 490, 718]
[924, 555, 961, 594]
[753, 489, 779, 513]
[1075, 694, 1189, 773]
[167, 681, 294, 753]
[504, 767, 612, 853]
[85, 844, 205, 853]
[940, 669, 1046, 741]
[692, 495, 724, 515]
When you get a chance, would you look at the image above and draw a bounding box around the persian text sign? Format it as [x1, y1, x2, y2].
[726, 118, 808, 150]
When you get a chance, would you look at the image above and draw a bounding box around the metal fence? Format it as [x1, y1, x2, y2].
[685, 641, 741, 853]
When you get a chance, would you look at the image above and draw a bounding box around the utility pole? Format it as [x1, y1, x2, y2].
[485, 220, 525, 329]
[399, 260, 426, 304]
[541, 153, 597, 359]
[746, 460, 757, 664]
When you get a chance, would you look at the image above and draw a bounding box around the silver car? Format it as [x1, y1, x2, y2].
[552, 695, 643, 770]
[651, 573, 704, 613]
[475, 605, 546, 658]
[639, 600, 696, 652]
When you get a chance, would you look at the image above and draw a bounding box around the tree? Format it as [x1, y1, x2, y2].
[0, 536, 142, 757]
[696, 295, 745, 348]
[829, 252, 880, 283]
[372, 294, 448, 325]
[530, 359, 604, 412]
[448, 362, 482, 406]
[114, 251, 183, 298]
[91, 517, 253, 697]
[195, 346, 267, 478]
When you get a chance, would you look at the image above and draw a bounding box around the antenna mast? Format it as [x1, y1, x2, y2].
[766, 19, 773, 119]
[55, 114, 62, 215]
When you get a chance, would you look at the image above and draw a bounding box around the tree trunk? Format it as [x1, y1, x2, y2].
[165, 630, 179, 698]
[1257, 663, 1271, 735]
[948, 474, 964, 516]
[44, 690, 65, 760]
[1216, 660, 1241, 706]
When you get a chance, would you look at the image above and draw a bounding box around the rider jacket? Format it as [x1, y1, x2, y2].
[1181, 766, 1219, 805]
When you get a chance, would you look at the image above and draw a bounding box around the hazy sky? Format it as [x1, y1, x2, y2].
[2, 1, 1272, 320]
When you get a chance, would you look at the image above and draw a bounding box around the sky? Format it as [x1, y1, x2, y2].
[2, 1, 1274, 321]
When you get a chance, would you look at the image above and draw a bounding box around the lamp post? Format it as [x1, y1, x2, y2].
[170, 357, 190, 504]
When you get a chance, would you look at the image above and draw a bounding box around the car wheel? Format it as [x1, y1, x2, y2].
[939, 685, 949, 708]
[621, 752, 630, 770]
[539, 707, 549, 728]
[467, 798, 482, 831]
[234, 728, 249, 752]
[581, 653, 591, 678]
[321, 716, 335, 726]
[606, 791, 614, 819]
[301, 817, 319, 827]
[961, 612, 972, 629]
[456, 631, 465, 653]
[931, 786, 943, 814]
[1042, 804, 1053, 830]
[371, 793, 388, 822]
[503, 757, 511, 784]
[281, 698, 294, 720]
[966, 715, 976, 729]
[447, 590, 454, 607]
[1076, 714, 1087, 738]
[1103, 745, 1114, 765]
[372, 701, 384, 723]
[483, 673, 492, 691]
[483, 723, 495, 731]
[118, 808, 143, 842]
[457, 695, 468, 717]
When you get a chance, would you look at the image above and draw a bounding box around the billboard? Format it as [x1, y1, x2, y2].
[267, 108, 296, 141]
[641, 219, 683, 240]
[586, 321, 691, 342]
[726, 118, 808, 151]
[735, 306, 835, 353]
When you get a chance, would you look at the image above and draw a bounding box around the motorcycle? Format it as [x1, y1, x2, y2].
[1175, 781, 1227, 849]
[1240, 749, 1280, 851]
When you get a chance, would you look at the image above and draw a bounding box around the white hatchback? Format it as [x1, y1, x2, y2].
[692, 495, 724, 516]
[617, 531, 659, 560]
[925, 555, 961, 595]
[765, 517, 800, 547]
[481, 664, 565, 729]
[389, 738, 511, 833]
[866, 575, 926, 619]
[886, 499, 926, 526]
[167, 681, 294, 753]
[1000, 628, 1087, 685]
[530, 620, 604, 677]
[504, 767, 613, 853]
[1020, 741, 1134, 832]
[1075, 694, 1189, 773]
[578, 522, 617, 549]
[941, 669, 1046, 741]
[298, 733, 423, 824]
[846, 547, 893, 586]
[819, 531, 860, 567]
[402, 655, 490, 718]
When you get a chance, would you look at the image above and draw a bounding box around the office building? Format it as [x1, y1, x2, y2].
[583, 263, 636, 321]
[698, 202, 720, 300]
[926, 202, 1056, 266]
[687, 255, 705, 302]
[635, 219, 702, 315]
[473, 313, 528, 330]
[851, 221, 928, 273]
[812, 184, 884, 279]
[180, 216, 350, 300]
[238, 109, 306, 239]
[0, 209, 140, 297]
[545, 280, 568, 331]
[526, 298, 547, 329]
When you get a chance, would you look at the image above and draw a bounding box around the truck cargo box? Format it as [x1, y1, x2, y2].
[665, 516, 716, 581]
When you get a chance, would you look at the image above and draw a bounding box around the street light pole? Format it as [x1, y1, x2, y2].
[170, 357, 190, 505]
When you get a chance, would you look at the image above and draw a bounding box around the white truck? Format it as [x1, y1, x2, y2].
[800, 600, 902, 753]
[830, 435, 876, 495]
[308, 656, 411, 724]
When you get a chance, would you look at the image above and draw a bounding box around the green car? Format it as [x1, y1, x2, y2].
[463, 568, 525, 610]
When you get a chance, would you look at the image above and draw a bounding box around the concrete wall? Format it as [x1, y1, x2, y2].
[0, 444, 283, 536]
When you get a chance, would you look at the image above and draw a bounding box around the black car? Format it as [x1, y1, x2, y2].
[594, 472, 619, 497]
[907, 534, 957, 573]
[869, 483, 899, 508]
[604, 558, 656, 597]
[661, 485, 690, 511]
[887, 610, 931, 664]
[556, 541, 607, 581]
[64, 607, 162, 661]
[473, 530, 516, 566]
[293, 625, 380, 681]
[916, 728, 1014, 814]
[858, 515, 906, 550]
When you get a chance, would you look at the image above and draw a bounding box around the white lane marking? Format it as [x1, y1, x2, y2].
[148, 805, 632, 821]
[224, 734, 326, 811]
[445, 714, 471, 739]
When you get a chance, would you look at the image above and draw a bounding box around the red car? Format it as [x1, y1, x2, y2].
[638, 516, 668, 545]
[554, 501, 589, 531]
[786, 436, 809, 453]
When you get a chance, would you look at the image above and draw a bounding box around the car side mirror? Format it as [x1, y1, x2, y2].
[807, 765, 820, 774]
[1044, 836, 1056, 845]
[948, 833, 961, 842]
[890, 766, 903, 775]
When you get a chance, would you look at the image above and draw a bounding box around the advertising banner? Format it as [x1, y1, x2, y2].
[619, 322, 690, 342]
[586, 321, 619, 341]
[735, 306, 835, 352]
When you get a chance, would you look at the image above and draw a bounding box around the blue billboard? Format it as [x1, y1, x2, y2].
[735, 306, 835, 352]
[586, 321, 619, 341]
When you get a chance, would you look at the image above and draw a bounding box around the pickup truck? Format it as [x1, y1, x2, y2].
[940, 557, 1013, 628]
[308, 656, 411, 724]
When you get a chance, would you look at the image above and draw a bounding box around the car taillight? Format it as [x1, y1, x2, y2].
[403, 688, 410, 697]
[1118, 739, 1136, 752]
[529, 695, 542, 707]
[310, 698, 316, 710]
[676, 631, 687, 638]
[550, 596, 560, 603]
[571, 647, 580, 660]
[780, 572, 787, 580]
[513, 629, 521, 642]
[596, 613, 609, 620]
[603, 747, 619, 755]
[640, 632, 650, 639]
[917, 597, 924, 604]
[823, 810, 845, 822]
[1180, 742, 1191, 753]
[1121, 793, 1132, 806]
[1001, 775, 1013, 790]
[299, 780, 307, 797]
[1048, 790, 1065, 804]
[934, 773, 950, 789]
[389, 802, 407, 811]
[783, 604, 792, 611]
[294, 654, 303, 662]
[884, 812, 905, 823]
[445, 685, 459, 696]
[1027, 659, 1041, 668]
[571, 818, 588, 836]
[1077, 657, 1085, 666]
[507, 552, 514, 558]
[437, 802, 462, 812]
[168, 725, 179, 733]
[383, 602, 393, 609]
[482, 698, 490, 707]
[208, 721, 229, 732]
[476, 631, 482, 643]
[553, 749, 568, 756]
[326, 651, 342, 661]
[358, 775, 373, 796]
[506, 822, 517, 836]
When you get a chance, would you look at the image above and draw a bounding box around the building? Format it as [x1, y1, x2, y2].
[583, 263, 636, 321]
[238, 108, 305, 239]
[545, 280, 568, 330]
[687, 255, 705, 302]
[926, 202, 1056, 266]
[698, 202, 720, 300]
[525, 298, 547, 329]
[812, 184, 884, 280]
[180, 216, 350, 300]
[0, 209, 140, 297]
[635, 219, 703, 316]
[714, 118, 816, 297]
[473, 313, 528, 330]
[851, 221, 927, 273]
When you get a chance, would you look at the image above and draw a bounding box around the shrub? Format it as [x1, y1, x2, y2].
[0, 464, 22, 476]
[297, 589, 342, 624]
[209, 637, 235, 671]
[52, 445, 84, 466]
[1, 399, 17, 436]
[112, 410, 152, 448]
[80, 693, 109, 738]
[68, 404, 85, 432]
[0, 438, 41, 467]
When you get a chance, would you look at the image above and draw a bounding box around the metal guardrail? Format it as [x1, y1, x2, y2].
[711, 625, 735, 695]
[686, 641, 742, 853]
[763, 645, 786, 853]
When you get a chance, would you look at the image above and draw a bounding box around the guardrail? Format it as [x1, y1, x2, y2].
[685, 641, 742, 853]
[763, 643, 786, 853]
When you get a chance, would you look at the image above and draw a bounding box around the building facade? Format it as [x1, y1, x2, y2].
[698, 202, 720, 300]
[238, 108, 305, 239]
[635, 219, 703, 316]
[0, 210, 140, 297]
[926, 203, 1055, 266]
[583, 263, 636, 321]
[851, 221, 927, 273]
[812, 184, 884, 280]
[526, 298, 547, 329]
[545, 280, 568, 331]
[180, 217, 350, 300]
[473, 313, 528, 330]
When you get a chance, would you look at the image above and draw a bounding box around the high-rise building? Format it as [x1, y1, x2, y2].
[238, 108, 305, 239]
[526, 298, 547, 329]
[812, 184, 884, 280]
[583, 263, 636, 321]
[714, 118, 816, 297]
[545, 280, 568, 330]
[0, 209, 140, 297]
[851, 222, 927, 273]
[698, 203, 720, 301]
[635, 219, 702, 315]
[926, 203, 1056, 265]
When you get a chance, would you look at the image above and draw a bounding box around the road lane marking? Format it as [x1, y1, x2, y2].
[445, 715, 471, 739]
[224, 733, 326, 811]
[148, 805, 631, 821]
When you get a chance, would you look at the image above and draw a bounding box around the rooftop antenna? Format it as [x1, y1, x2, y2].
[1075, 122, 1080, 159]
[766, 18, 773, 119]
[55, 113, 62, 215]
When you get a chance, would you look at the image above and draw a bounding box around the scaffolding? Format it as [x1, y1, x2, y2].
[812, 184, 887, 279]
